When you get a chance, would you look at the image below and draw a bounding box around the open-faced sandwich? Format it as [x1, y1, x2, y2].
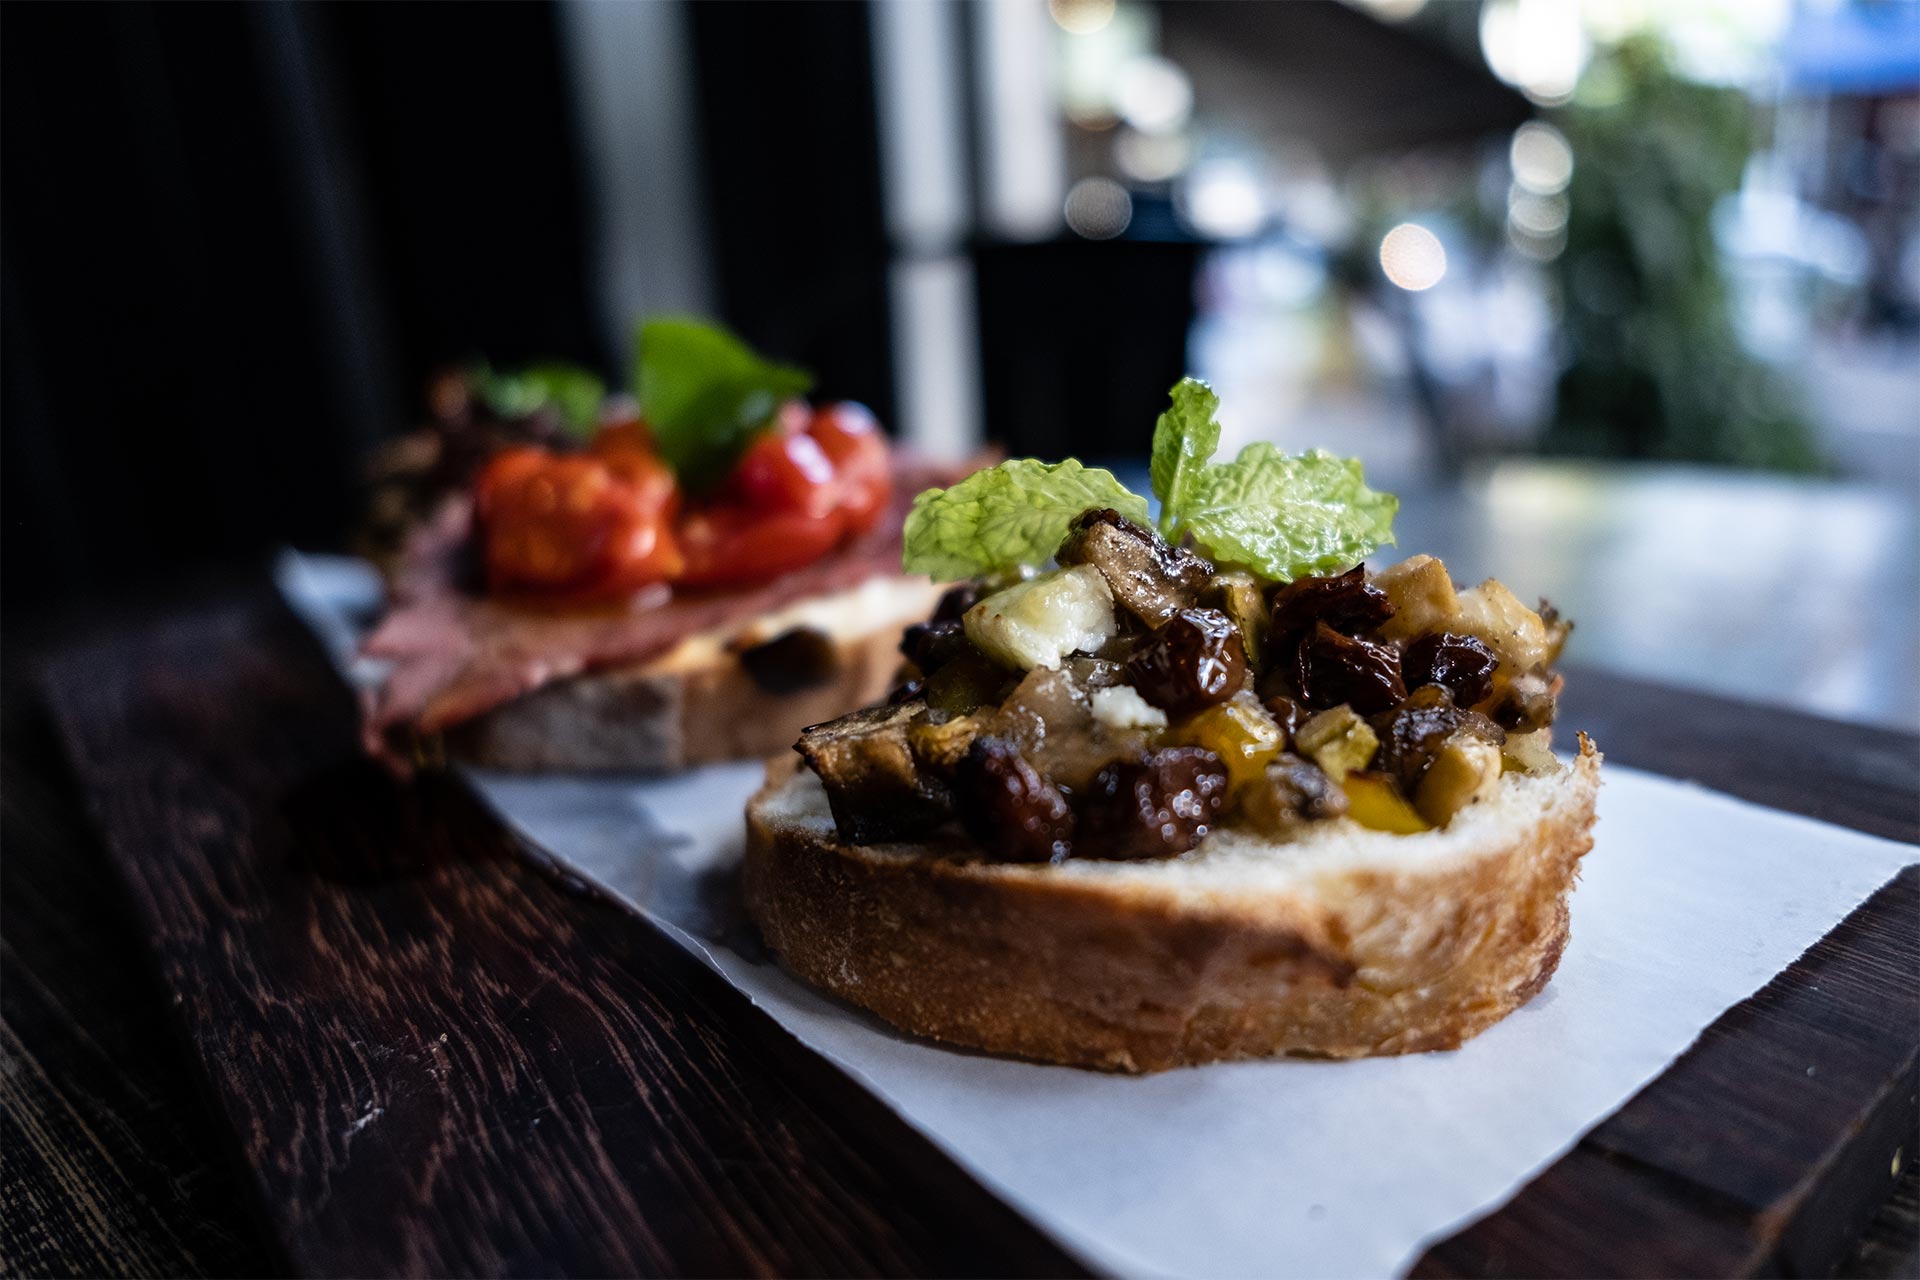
[361, 318, 967, 771]
[746, 378, 1600, 1072]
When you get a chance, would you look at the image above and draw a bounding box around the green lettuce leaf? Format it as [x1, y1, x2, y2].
[903, 459, 1151, 580]
[634, 317, 813, 490]
[1175, 444, 1398, 581]
[1149, 376, 1220, 539]
[474, 361, 607, 438]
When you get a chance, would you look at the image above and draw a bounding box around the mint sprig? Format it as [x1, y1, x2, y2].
[902, 460, 1149, 581]
[897, 377, 1396, 583]
[1149, 377, 1219, 540]
[1150, 377, 1396, 581]
[1171, 442, 1399, 581]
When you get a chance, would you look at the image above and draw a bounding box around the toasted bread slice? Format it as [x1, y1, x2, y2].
[444, 576, 942, 771]
[744, 737, 1600, 1071]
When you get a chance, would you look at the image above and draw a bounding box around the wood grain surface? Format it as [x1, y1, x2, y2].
[0, 688, 281, 1279]
[1556, 667, 1919, 845]
[15, 577, 1920, 1278]
[32, 587, 1079, 1279]
[1412, 867, 1919, 1279]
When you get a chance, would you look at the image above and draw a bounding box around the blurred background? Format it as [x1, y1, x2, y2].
[5, 0, 1917, 727]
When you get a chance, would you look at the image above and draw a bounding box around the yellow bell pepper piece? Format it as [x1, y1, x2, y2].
[1342, 772, 1432, 834]
[1178, 694, 1285, 792]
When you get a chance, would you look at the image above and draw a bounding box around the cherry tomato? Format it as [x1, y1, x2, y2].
[473, 447, 549, 524]
[594, 435, 680, 515]
[808, 402, 892, 535]
[475, 448, 682, 600]
[473, 400, 893, 602]
[591, 511, 684, 597]
[593, 418, 657, 460]
[676, 506, 844, 589]
[771, 398, 812, 436]
[729, 429, 838, 518]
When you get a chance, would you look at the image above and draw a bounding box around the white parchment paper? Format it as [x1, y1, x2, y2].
[281, 552, 1917, 1279]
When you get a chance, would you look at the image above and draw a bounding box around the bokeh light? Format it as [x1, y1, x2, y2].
[1508, 190, 1569, 237]
[1510, 121, 1574, 195]
[1064, 176, 1133, 239]
[1345, 0, 1429, 21]
[1508, 221, 1568, 262]
[1180, 159, 1266, 239]
[1379, 223, 1447, 291]
[1048, 0, 1115, 36]
[1479, 0, 1588, 106]
[1112, 56, 1193, 136]
[1114, 129, 1192, 183]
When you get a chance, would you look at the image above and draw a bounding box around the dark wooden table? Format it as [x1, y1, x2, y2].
[3, 574, 1916, 1278]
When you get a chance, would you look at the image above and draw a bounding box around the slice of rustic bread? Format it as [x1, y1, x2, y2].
[744, 737, 1601, 1071]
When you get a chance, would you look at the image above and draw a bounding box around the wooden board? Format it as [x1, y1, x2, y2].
[31, 580, 1920, 1277]
[34, 586, 1074, 1279]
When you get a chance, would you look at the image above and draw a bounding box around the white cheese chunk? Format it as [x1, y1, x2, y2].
[1090, 684, 1168, 730]
[964, 565, 1117, 671]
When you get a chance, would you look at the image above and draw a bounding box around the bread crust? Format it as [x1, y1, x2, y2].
[445, 619, 912, 772]
[744, 740, 1601, 1071]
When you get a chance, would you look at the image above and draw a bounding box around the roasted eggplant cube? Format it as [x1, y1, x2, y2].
[1370, 685, 1505, 793]
[1237, 753, 1348, 835]
[1208, 571, 1270, 668]
[1055, 507, 1211, 627]
[796, 704, 952, 843]
[1414, 732, 1504, 826]
[1295, 704, 1380, 778]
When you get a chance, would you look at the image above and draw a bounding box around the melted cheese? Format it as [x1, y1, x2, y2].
[641, 575, 946, 675]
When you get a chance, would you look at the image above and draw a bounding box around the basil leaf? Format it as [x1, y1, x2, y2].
[634, 317, 812, 491]
[1149, 376, 1221, 539]
[903, 459, 1151, 580]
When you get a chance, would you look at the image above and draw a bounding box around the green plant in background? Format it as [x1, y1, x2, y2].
[1543, 35, 1823, 472]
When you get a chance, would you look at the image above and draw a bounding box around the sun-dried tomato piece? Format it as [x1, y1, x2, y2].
[1293, 621, 1406, 713]
[1403, 632, 1499, 706]
[1126, 607, 1248, 715]
[1077, 746, 1229, 859]
[1269, 565, 1394, 639]
[953, 737, 1076, 863]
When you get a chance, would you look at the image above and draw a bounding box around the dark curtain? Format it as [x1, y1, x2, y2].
[2, 2, 603, 611]
[974, 239, 1202, 465]
[684, 0, 895, 424]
